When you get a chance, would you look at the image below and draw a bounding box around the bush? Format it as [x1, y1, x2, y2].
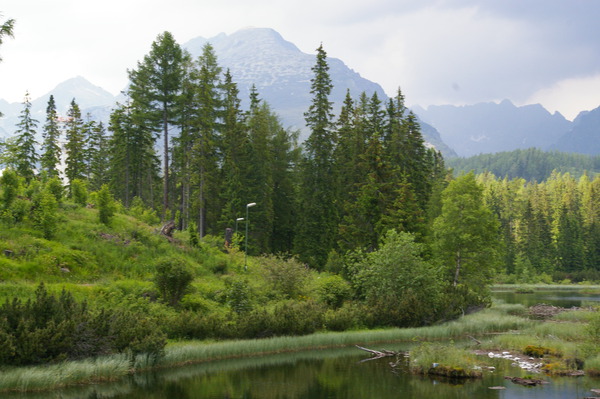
[0, 283, 166, 366]
[260, 255, 310, 299]
[69, 179, 88, 207]
[153, 257, 194, 307]
[270, 300, 325, 336]
[324, 302, 364, 331]
[316, 274, 352, 308]
[96, 185, 115, 225]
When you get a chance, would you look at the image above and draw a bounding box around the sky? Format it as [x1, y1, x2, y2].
[1, 0, 599, 120]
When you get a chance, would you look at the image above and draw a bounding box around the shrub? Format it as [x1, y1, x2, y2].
[324, 302, 364, 331]
[260, 255, 310, 299]
[69, 179, 88, 207]
[32, 189, 59, 239]
[0, 283, 166, 366]
[153, 257, 194, 307]
[96, 185, 115, 225]
[270, 300, 325, 336]
[316, 274, 352, 308]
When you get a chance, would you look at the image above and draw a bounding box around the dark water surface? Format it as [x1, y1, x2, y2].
[492, 288, 600, 308]
[6, 289, 600, 399]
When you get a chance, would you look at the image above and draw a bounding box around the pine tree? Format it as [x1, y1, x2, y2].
[108, 101, 159, 207]
[294, 44, 337, 268]
[40, 95, 62, 178]
[64, 99, 86, 189]
[13, 92, 38, 182]
[218, 70, 249, 235]
[188, 43, 222, 237]
[86, 120, 109, 191]
[128, 31, 184, 220]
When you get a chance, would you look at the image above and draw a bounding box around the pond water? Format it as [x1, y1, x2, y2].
[6, 289, 600, 399]
[492, 288, 600, 308]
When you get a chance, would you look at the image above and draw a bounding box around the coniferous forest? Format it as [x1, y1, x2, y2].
[1, 30, 600, 371]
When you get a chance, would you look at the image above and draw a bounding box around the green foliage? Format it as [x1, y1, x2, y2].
[260, 254, 310, 299]
[410, 342, 482, 378]
[316, 274, 352, 308]
[0, 283, 166, 366]
[433, 173, 500, 311]
[32, 188, 59, 239]
[448, 148, 600, 182]
[348, 230, 443, 327]
[153, 257, 194, 307]
[69, 178, 88, 206]
[96, 184, 115, 225]
[128, 196, 160, 225]
[0, 168, 20, 209]
[45, 177, 64, 203]
[224, 278, 253, 314]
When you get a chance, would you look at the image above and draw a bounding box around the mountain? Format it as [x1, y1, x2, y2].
[0, 76, 116, 139]
[551, 106, 600, 155]
[182, 27, 454, 156]
[0, 28, 452, 155]
[183, 28, 386, 130]
[413, 100, 573, 157]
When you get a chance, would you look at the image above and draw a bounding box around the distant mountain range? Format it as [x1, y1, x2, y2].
[415, 101, 600, 157]
[1, 27, 598, 158]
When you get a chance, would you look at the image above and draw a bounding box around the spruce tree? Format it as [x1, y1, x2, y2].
[40, 95, 62, 178]
[86, 120, 109, 191]
[128, 31, 184, 220]
[188, 43, 222, 237]
[218, 70, 249, 235]
[13, 92, 38, 182]
[294, 44, 337, 268]
[64, 99, 86, 189]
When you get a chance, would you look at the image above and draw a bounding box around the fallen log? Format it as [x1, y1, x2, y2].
[355, 345, 400, 362]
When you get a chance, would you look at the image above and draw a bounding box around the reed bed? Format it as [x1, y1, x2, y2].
[0, 355, 131, 392]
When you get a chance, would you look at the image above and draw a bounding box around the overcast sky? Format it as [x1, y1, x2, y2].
[1, 0, 599, 120]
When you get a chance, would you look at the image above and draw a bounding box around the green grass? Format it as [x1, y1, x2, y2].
[0, 355, 131, 392]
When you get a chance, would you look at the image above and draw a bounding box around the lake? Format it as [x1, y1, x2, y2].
[5, 289, 600, 399]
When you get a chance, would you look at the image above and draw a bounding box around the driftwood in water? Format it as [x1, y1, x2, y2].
[355, 345, 405, 362]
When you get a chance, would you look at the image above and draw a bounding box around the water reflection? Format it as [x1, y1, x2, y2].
[6, 346, 597, 399]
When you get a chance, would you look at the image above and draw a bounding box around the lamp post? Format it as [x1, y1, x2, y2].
[245, 202, 256, 270]
[235, 217, 244, 234]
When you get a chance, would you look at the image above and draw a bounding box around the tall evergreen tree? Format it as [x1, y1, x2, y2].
[218, 70, 249, 235]
[294, 44, 337, 268]
[128, 31, 184, 220]
[13, 92, 38, 182]
[108, 100, 159, 207]
[40, 95, 62, 178]
[188, 43, 222, 237]
[64, 99, 86, 188]
[86, 120, 110, 191]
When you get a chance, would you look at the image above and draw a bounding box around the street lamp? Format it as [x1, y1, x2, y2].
[235, 217, 244, 234]
[245, 202, 256, 270]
